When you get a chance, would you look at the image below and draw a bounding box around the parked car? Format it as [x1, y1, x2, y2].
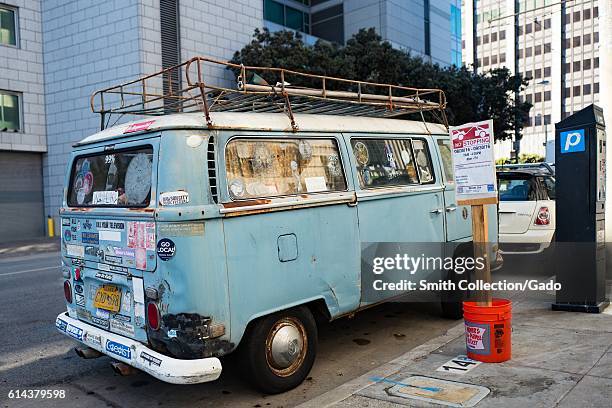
[496, 164, 556, 255]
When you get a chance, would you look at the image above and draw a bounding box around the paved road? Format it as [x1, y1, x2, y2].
[0, 252, 459, 408]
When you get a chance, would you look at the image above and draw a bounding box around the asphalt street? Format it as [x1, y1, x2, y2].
[0, 252, 460, 408]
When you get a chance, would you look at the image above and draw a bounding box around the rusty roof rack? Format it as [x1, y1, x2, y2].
[91, 56, 448, 132]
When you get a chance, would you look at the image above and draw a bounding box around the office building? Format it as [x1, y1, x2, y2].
[462, 0, 609, 159]
[0, 0, 461, 240]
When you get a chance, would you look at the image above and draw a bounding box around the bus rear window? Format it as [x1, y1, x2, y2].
[68, 146, 153, 207]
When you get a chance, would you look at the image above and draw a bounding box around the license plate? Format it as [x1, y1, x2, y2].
[94, 285, 122, 312]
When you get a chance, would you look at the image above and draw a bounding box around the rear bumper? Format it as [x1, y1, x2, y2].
[499, 229, 554, 254]
[55, 312, 222, 384]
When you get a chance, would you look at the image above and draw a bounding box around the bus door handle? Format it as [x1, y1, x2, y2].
[446, 205, 457, 212]
[430, 208, 443, 214]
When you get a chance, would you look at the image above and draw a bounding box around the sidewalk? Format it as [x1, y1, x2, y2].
[300, 293, 612, 408]
[0, 237, 59, 259]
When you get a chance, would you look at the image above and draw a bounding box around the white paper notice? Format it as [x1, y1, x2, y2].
[66, 244, 84, 258]
[449, 120, 498, 202]
[304, 176, 328, 192]
[92, 190, 119, 205]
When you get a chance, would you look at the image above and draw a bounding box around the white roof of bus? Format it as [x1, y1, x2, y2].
[76, 112, 448, 146]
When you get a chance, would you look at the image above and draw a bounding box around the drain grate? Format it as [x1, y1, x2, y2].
[386, 375, 490, 407]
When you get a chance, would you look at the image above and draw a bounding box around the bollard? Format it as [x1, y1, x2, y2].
[47, 215, 55, 238]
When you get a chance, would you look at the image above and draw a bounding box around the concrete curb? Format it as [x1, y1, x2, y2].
[297, 321, 466, 408]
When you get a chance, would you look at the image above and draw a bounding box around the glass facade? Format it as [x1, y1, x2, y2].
[450, 3, 462, 66]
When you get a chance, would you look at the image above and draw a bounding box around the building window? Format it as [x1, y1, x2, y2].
[483, 56, 489, 66]
[525, 23, 532, 34]
[594, 7, 599, 18]
[519, 49, 524, 58]
[594, 57, 599, 68]
[573, 61, 581, 71]
[573, 36, 581, 47]
[573, 85, 581, 96]
[563, 87, 570, 98]
[544, 18, 551, 29]
[544, 91, 551, 101]
[0, 91, 21, 131]
[476, 36, 481, 45]
[491, 55, 497, 64]
[491, 32, 497, 42]
[534, 68, 542, 79]
[544, 43, 551, 53]
[544, 114, 551, 125]
[483, 34, 489, 44]
[563, 38, 570, 49]
[583, 59, 591, 70]
[584, 84, 591, 95]
[526, 94, 533, 104]
[584, 9, 591, 20]
[535, 92, 542, 103]
[594, 32, 599, 43]
[573, 11, 581, 22]
[535, 45, 541, 55]
[500, 30, 506, 40]
[264, 0, 310, 34]
[500, 53, 506, 63]
[311, 4, 343, 43]
[535, 115, 542, 126]
[525, 47, 532, 57]
[584, 34, 591, 45]
[544, 67, 551, 77]
[594, 83, 599, 93]
[0, 5, 17, 46]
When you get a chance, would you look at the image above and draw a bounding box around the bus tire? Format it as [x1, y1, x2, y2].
[242, 306, 317, 394]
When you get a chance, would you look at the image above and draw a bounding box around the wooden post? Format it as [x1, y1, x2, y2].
[471, 204, 492, 306]
[459, 197, 497, 307]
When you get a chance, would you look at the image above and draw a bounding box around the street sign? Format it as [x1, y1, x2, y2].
[449, 120, 498, 306]
[449, 120, 498, 205]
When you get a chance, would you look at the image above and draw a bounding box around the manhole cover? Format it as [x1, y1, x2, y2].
[387, 375, 490, 407]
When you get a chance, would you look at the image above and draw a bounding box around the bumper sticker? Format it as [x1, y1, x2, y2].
[141, 352, 162, 367]
[106, 340, 132, 360]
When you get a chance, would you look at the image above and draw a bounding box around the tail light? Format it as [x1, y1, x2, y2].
[147, 302, 161, 331]
[64, 280, 72, 303]
[535, 207, 550, 225]
[74, 267, 81, 281]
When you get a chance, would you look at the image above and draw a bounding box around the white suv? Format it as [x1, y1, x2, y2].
[497, 164, 555, 255]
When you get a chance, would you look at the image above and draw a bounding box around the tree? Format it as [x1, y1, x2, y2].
[230, 28, 532, 142]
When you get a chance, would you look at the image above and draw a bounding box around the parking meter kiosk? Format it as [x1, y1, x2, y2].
[553, 104, 609, 313]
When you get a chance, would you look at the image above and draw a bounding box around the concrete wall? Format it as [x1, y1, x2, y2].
[0, 0, 46, 152]
[41, 0, 145, 230]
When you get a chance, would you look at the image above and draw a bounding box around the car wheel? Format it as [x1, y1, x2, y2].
[242, 306, 317, 394]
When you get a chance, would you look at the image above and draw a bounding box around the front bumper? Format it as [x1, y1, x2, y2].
[55, 312, 222, 384]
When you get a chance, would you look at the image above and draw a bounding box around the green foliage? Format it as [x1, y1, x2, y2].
[230, 28, 532, 142]
[495, 154, 544, 165]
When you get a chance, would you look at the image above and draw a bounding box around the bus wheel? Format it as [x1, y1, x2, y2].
[243, 306, 317, 394]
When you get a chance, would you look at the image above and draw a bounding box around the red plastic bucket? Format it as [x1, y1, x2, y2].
[463, 298, 512, 363]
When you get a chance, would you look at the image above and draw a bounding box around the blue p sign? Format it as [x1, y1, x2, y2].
[560, 129, 585, 154]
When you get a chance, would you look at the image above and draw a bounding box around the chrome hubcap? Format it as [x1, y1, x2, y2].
[266, 317, 307, 376]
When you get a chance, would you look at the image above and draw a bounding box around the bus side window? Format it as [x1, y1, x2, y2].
[411, 139, 435, 183]
[225, 137, 347, 199]
[436, 139, 454, 184]
[350, 138, 419, 188]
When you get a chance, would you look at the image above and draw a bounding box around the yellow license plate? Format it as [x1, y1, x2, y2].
[94, 285, 122, 312]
